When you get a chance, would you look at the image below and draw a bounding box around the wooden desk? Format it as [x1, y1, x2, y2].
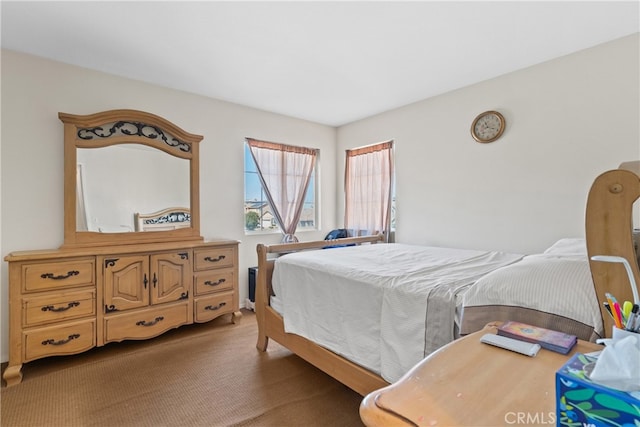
[360, 323, 602, 426]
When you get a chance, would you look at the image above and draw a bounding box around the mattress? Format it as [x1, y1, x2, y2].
[271, 243, 522, 382]
[460, 238, 604, 341]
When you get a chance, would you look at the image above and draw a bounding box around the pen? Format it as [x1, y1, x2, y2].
[605, 293, 616, 317]
[613, 301, 624, 329]
[627, 304, 639, 332]
[603, 302, 614, 318]
[622, 300, 633, 323]
[606, 293, 623, 329]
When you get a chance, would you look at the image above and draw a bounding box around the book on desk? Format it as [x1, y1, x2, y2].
[497, 320, 577, 354]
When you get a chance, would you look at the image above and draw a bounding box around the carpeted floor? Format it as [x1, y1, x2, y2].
[1, 310, 364, 427]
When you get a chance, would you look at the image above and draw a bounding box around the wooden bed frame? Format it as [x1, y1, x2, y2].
[255, 234, 389, 396]
[585, 161, 640, 337]
[254, 161, 640, 395]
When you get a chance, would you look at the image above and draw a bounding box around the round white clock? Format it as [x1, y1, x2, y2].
[471, 111, 505, 143]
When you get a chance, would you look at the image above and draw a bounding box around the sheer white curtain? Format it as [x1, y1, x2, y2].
[247, 138, 317, 243]
[344, 141, 394, 241]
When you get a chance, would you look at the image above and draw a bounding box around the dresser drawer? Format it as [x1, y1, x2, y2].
[194, 292, 234, 322]
[194, 269, 234, 295]
[194, 247, 235, 271]
[104, 303, 189, 343]
[24, 319, 96, 362]
[22, 258, 95, 292]
[23, 289, 95, 327]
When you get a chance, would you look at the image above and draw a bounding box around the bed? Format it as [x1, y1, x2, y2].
[255, 235, 603, 395]
[460, 238, 603, 341]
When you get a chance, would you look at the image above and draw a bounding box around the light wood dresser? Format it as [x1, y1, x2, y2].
[4, 239, 240, 386]
[3, 109, 243, 386]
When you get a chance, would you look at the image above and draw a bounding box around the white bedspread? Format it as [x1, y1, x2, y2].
[272, 243, 522, 382]
[462, 238, 604, 337]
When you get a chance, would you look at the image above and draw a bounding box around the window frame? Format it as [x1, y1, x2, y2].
[243, 141, 320, 235]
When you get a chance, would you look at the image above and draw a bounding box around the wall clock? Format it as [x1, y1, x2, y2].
[471, 110, 505, 143]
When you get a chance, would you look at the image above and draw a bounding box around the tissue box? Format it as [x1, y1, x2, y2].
[556, 353, 640, 426]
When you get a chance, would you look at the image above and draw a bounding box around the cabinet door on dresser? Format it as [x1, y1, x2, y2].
[103, 251, 191, 313]
[150, 251, 191, 304]
[101, 250, 192, 344]
[103, 255, 150, 312]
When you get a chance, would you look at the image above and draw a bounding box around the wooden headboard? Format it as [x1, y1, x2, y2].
[134, 207, 191, 232]
[585, 161, 640, 337]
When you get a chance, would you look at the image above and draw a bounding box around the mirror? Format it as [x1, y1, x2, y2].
[76, 145, 190, 232]
[60, 109, 203, 247]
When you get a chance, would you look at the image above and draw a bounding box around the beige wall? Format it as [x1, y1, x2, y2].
[337, 34, 640, 254]
[0, 50, 335, 362]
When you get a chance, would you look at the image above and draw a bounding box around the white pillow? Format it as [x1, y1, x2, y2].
[543, 238, 587, 256]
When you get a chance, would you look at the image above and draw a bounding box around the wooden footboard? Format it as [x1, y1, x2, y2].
[255, 235, 389, 396]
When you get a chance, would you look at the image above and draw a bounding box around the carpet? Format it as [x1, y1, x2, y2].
[1, 310, 364, 427]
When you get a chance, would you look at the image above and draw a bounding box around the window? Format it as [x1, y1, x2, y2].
[345, 140, 394, 240]
[244, 142, 318, 234]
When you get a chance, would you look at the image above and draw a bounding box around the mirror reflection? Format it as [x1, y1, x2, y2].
[76, 144, 190, 232]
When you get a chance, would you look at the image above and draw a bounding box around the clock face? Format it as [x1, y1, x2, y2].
[471, 111, 505, 143]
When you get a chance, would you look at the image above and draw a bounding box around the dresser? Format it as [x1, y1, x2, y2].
[3, 109, 244, 386]
[4, 239, 240, 386]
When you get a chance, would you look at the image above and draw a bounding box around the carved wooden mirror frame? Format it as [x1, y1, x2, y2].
[59, 109, 203, 248]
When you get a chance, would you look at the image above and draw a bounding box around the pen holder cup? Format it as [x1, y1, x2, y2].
[612, 326, 639, 341]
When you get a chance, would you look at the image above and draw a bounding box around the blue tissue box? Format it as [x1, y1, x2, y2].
[556, 353, 640, 426]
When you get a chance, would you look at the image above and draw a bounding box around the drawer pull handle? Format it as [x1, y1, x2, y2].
[40, 271, 80, 280]
[41, 334, 80, 346]
[204, 278, 226, 287]
[204, 255, 225, 263]
[205, 302, 226, 311]
[136, 316, 164, 327]
[41, 301, 80, 312]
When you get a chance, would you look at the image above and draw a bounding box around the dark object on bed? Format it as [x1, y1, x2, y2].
[325, 229, 349, 239]
[323, 228, 354, 249]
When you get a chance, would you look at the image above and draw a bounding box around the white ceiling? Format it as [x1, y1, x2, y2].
[2, 1, 638, 126]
